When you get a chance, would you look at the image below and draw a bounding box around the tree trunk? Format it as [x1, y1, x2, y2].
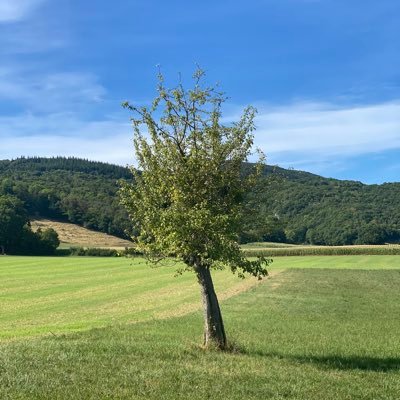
[195, 264, 227, 349]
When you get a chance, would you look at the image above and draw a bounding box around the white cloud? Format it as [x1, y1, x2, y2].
[1, 132, 135, 166]
[251, 101, 400, 173]
[0, 113, 135, 165]
[0, 67, 128, 164]
[0, 0, 45, 22]
[0, 24, 67, 54]
[0, 68, 106, 112]
[1, 100, 400, 177]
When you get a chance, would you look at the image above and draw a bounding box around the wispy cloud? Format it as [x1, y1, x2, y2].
[0, 0, 68, 55]
[0, 0, 46, 23]
[0, 63, 125, 164]
[0, 113, 134, 165]
[251, 101, 400, 173]
[0, 22, 67, 54]
[1, 100, 399, 178]
[0, 67, 106, 112]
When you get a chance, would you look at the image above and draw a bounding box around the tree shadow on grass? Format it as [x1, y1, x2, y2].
[247, 349, 400, 372]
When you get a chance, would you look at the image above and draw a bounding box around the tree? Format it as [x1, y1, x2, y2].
[120, 69, 269, 349]
[0, 195, 29, 254]
[36, 227, 60, 253]
[356, 222, 386, 245]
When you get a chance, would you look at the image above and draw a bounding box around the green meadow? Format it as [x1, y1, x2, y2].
[0, 256, 259, 340]
[1, 255, 400, 399]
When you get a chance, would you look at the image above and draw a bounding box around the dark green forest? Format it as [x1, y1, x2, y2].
[251, 166, 400, 245]
[0, 157, 133, 240]
[0, 194, 59, 255]
[0, 157, 399, 253]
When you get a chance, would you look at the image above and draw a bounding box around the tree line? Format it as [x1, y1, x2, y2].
[0, 157, 134, 241]
[0, 194, 59, 255]
[245, 166, 400, 245]
[0, 157, 399, 249]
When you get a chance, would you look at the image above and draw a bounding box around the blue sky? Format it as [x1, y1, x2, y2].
[0, 0, 399, 183]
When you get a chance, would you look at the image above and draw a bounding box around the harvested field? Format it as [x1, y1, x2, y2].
[31, 218, 133, 248]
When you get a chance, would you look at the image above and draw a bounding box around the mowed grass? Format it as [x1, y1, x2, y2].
[271, 255, 400, 269]
[1, 256, 399, 399]
[1, 256, 399, 340]
[0, 256, 261, 339]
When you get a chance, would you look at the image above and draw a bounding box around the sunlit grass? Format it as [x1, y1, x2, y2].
[269, 255, 400, 269]
[0, 256, 260, 339]
[0, 265, 399, 399]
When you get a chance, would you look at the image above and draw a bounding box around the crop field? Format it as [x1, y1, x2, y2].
[242, 242, 400, 256]
[1, 255, 400, 399]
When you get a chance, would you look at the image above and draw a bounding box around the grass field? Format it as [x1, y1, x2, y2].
[0, 256, 261, 340]
[271, 255, 400, 269]
[1, 255, 399, 399]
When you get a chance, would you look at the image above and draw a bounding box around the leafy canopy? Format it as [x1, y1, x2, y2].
[120, 69, 269, 278]
[0, 195, 28, 251]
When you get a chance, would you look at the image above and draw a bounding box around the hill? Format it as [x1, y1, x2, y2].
[31, 218, 133, 248]
[260, 166, 400, 245]
[0, 157, 133, 240]
[1, 156, 400, 246]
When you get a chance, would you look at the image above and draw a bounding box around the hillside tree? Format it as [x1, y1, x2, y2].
[120, 69, 270, 349]
[0, 195, 28, 254]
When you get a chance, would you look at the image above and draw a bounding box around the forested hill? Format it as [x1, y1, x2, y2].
[0, 157, 131, 179]
[0, 157, 399, 245]
[0, 157, 133, 239]
[259, 166, 400, 245]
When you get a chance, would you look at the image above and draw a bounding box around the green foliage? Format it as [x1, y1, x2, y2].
[0, 195, 28, 253]
[0, 194, 60, 255]
[260, 168, 400, 245]
[240, 214, 286, 244]
[18, 227, 60, 255]
[355, 222, 387, 245]
[0, 157, 133, 239]
[1, 155, 399, 247]
[36, 227, 60, 249]
[55, 246, 140, 257]
[120, 70, 269, 278]
[68, 247, 119, 257]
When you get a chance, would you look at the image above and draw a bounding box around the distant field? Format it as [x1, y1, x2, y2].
[272, 255, 400, 269]
[242, 241, 299, 249]
[242, 241, 400, 256]
[31, 218, 133, 248]
[0, 256, 399, 399]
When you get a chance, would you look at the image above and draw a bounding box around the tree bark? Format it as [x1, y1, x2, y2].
[195, 263, 227, 349]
